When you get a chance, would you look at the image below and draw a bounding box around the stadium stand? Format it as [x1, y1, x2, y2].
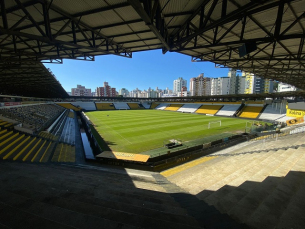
[245, 101, 265, 104]
[127, 103, 144, 109]
[0, 131, 55, 162]
[52, 143, 75, 162]
[155, 103, 169, 110]
[195, 105, 223, 115]
[113, 102, 130, 110]
[95, 103, 115, 110]
[238, 105, 264, 118]
[0, 119, 14, 130]
[164, 104, 183, 111]
[150, 102, 159, 109]
[39, 131, 58, 141]
[0, 162, 213, 229]
[71, 102, 96, 111]
[0, 106, 77, 163]
[177, 103, 202, 113]
[216, 104, 242, 116]
[141, 102, 152, 109]
[58, 115, 75, 145]
[0, 104, 64, 132]
[57, 103, 81, 111]
[163, 132, 305, 229]
[276, 115, 297, 122]
[258, 104, 286, 120]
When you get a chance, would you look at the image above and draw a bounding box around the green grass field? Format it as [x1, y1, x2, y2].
[85, 110, 250, 155]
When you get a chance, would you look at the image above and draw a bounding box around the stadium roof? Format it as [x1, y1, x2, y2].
[1, 0, 305, 97]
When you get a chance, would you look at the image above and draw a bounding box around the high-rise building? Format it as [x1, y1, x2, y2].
[96, 82, 116, 97]
[238, 76, 246, 94]
[239, 72, 274, 94]
[129, 88, 141, 97]
[228, 68, 238, 94]
[264, 79, 274, 93]
[173, 77, 187, 93]
[243, 72, 256, 94]
[71, 85, 91, 96]
[278, 83, 297, 92]
[253, 77, 273, 94]
[119, 88, 129, 97]
[211, 77, 230, 95]
[190, 73, 211, 96]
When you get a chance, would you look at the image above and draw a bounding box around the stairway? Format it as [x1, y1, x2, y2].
[164, 133, 305, 229]
[0, 162, 203, 229]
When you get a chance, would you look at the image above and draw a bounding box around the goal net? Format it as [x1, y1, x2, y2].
[208, 120, 221, 129]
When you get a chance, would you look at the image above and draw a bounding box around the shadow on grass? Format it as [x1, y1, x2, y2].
[89, 124, 116, 152]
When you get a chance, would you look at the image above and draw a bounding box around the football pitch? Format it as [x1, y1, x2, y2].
[85, 110, 250, 155]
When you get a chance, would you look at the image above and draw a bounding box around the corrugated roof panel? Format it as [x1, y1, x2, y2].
[290, 0, 305, 13]
[100, 25, 133, 36]
[128, 21, 151, 32]
[137, 32, 156, 39]
[160, 0, 199, 15]
[180, 50, 201, 57]
[105, 0, 128, 5]
[6, 13, 32, 30]
[165, 15, 191, 28]
[143, 39, 161, 45]
[114, 34, 142, 43]
[52, 0, 109, 15]
[233, 0, 252, 6]
[214, 21, 242, 43]
[80, 11, 123, 27]
[26, 5, 44, 23]
[114, 6, 140, 21]
[124, 41, 147, 48]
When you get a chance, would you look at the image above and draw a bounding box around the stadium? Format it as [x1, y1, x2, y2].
[1, 1, 305, 228]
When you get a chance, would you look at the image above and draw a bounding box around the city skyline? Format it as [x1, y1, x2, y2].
[44, 49, 230, 93]
[69, 68, 281, 98]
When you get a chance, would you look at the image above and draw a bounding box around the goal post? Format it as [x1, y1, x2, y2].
[208, 120, 221, 129]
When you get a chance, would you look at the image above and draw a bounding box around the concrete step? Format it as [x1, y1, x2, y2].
[275, 172, 305, 229]
[2, 164, 185, 214]
[0, 189, 138, 229]
[0, 201, 74, 229]
[245, 171, 305, 229]
[202, 150, 277, 201]
[207, 148, 300, 214]
[173, 154, 257, 194]
[7, 187, 201, 229]
[0, 134, 25, 159]
[0, 163, 202, 229]
[228, 176, 283, 223]
[1, 135, 30, 160]
[197, 149, 279, 202]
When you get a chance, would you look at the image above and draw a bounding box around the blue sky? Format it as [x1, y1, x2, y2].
[44, 49, 229, 92]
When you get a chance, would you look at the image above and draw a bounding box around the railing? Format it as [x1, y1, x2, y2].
[250, 123, 305, 141]
[151, 135, 251, 168]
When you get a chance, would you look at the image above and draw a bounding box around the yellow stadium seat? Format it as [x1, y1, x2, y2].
[127, 103, 143, 109]
[239, 106, 263, 118]
[56, 103, 81, 111]
[150, 103, 159, 109]
[195, 105, 223, 115]
[164, 104, 183, 111]
[95, 103, 115, 110]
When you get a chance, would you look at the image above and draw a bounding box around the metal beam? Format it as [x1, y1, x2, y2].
[1, 0, 8, 29]
[172, 0, 287, 48]
[127, 0, 170, 52]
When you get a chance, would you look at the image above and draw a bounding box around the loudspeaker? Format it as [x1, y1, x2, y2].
[239, 42, 257, 57]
